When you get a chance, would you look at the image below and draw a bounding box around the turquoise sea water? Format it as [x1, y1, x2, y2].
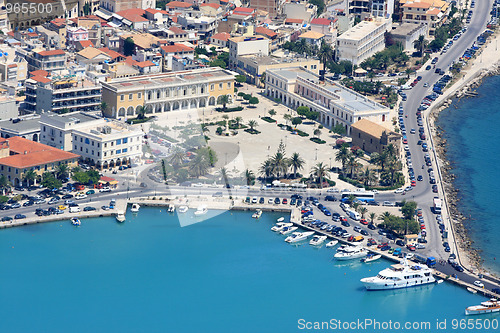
[1, 208, 498, 333]
[437, 75, 500, 275]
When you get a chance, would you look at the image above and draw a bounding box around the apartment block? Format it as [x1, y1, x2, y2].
[228, 36, 270, 70]
[101, 68, 236, 119]
[400, 0, 449, 36]
[40, 112, 143, 169]
[24, 49, 67, 73]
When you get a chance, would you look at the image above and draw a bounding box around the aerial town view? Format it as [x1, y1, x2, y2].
[0, 0, 500, 331]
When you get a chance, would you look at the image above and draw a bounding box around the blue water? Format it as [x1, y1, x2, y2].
[1, 209, 497, 333]
[437, 75, 500, 275]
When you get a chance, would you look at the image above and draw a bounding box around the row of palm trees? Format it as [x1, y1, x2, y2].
[0, 164, 71, 194]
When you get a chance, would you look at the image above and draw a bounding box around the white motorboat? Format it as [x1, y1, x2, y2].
[168, 204, 175, 213]
[115, 212, 126, 223]
[252, 209, 262, 219]
[178, 205, 188, 213]
[360, 258, 436, 290]
[285, 231, 314, 243]
[325, 240, 338, 248]
[280, 226, 298, 235]
[71, 217, 81, 226]
[130, 203, 140, 213]
[271, 222, 292, 232]
[360, 253, 382, 263]
[309, 235, 327, 246]
[334, 246, 368, 260]
[465, 299, 500, 315]
[277, 217, 285, 222]
[194, 205, 208, 216]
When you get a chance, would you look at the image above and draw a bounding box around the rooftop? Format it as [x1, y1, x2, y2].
[311, 18, 332, 26]
[0, 117, 41, 134]
[351, 119, 400, 138]
[391, 23, 426, 36]
[299, 31, 325, 39]
[0, 137, 79, 169]
[338, 18, 391, 41]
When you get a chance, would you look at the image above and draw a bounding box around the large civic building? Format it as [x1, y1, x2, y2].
[100, 68, 236, 119]
[265, 67, 390, 135]
[39, 112, 143, 169]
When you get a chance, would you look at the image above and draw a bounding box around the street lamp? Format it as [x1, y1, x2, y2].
[315, 148, 318, 161]
[329, 157, 332, 169]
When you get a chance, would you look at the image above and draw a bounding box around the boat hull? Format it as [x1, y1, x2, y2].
[361, 278, 436, 290]
[465, 308, 500, 316]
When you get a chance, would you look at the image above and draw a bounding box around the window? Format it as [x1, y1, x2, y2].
[211, 84, 214, 91]
[80, 147, 83, 151]
[91, 141, 94, 146]
[86, 148, 88, 153]
[98, 152, 100, 157]
[104, 152, 107, 157]
[92, 150, 94, 155]
[129, 93, 133, 100]
[219, 83, 223, 90]
[104, 143, 107, 148]
[117, 139, 122, 145]
[122, 148, 128, 153]
[43, 126, 46, 131]
[227, 82, 231, 88]
[138, 92, 142, 99]
[74, 145, 77, 150]
[116, 149, 121, 154]
[97, 143, 100, 147]
[120, 94, 124, 101]
[192, 87, 196, 94]
[157, 91, 160, 99]
[85, 138, 90, 144]
[123, 138, 128, 143]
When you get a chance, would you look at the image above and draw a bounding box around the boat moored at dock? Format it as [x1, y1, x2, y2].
[116, 212, 126, 223]
[194, 205, 208, 216]
[334, 246, 368, 260]
[178, 205, 188, 213]
[285, 231, 314, 243]
[131, 203, 140, 213]
[360, 258, 436, 290]
[325, 240, 338, 248]
[465, 299, 500, 315]
[271, 222, 292, 232]
[168, 204, 175, 213]
[361, 253, 381, 263]
[309, 235, 327, 246]
[71, 217, 81, 226]
[280, 226, 298, 235]
[252, 209, 262, 219]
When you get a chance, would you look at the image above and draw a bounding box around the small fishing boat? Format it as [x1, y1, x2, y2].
[361, 253, 382, 263]
[465, 299, 500, 315]
[277, 217, 285, 222]
[326, 240, 338, 248]
[115, 211, 125, 223]
[131, 203, 140, 213]
[71, 217, 81, 226]
[178, 205, 188, 213]
[252, 209, 262, 219]
[467, 287, 478, 294]
[168, 204, 175, 213]
[194, 205, 208, 216]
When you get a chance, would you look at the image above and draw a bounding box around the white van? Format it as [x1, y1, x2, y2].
[69, 206, 81, 213]
[347, 210, 361, 221]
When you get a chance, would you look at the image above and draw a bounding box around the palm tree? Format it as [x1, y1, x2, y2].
[234, 116, 243, 129]
[318, 41, 333, 70]
[219, 95, 230, 111]
[270, 152, 288, 179]
[346, 155, 359, 178]
[23, 170, 37, 187]
[335, 146, 351, 174]
[289, 152, 305, 179]
[217, 167, 231, 190]
[55, 164, 69, 181]
[188, 154, 209, 178]
[378, 211, 391, 222]
[413, 35, 428, 59]
[310, 162, 329, 188]
[259, 159, 273, 179]
[359, 206, 368, 219]
[136, 105, 146, 120]
[0, 175, 11, 195]
[248, 120, 258, 131]
[243, 169, 256, 185]
[169, 147, 185, 168]
[313, 128, 321, 139]
[369, 212, 376, 224]
[268, 109, 277, 117]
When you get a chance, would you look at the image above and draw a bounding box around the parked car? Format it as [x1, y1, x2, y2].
[83, 206, 97, 212]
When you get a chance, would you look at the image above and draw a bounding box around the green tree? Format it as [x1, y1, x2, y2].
[234, 116, 243, 128]
[289, 152, 305, 178]
[87, 170, 100, 185]
[248, 97, 259, 106]
[283, 114, 292, 126]
[259, 159, 273, 179]
[310, 162, 329, 188]
[270, 152, 289, 179]
[318, 40, 333, 70]
[219, 95, 230, 111]
[358, 206, 368, 219]
[313, 128, 321, 139]
[0, 175, 11, 194]
[296, 106, 310, 116]
[55, 164, 69, 181]
[335, 146, 351, 174]
[243, 169, 256, 185]
[188, 154, 210, 178]
[247, 120, 258, 131]
[100, 102, 108, 114]
[41, 172, 62, 189]
[332, 123, 346, 136]
[268, 109, 277, 117]
[369, 212, 376, 223]
[123, 37, 135, 56]
[136, 105, 146, 120]
[291, 117, 302, 128]
[401, 201, 418, 221]
[217, 167, 231, 188]
[23, 170, 37, 187]
[169, 147, 185, 168]
[161, 159, 168, 182]
[72, 171, 89, 184]
[235, 75, 247, 83]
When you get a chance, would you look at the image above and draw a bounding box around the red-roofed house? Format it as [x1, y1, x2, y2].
[255, 26, 277, 40]
[284, 18, 304, 28]
[311, 18, 337, 43]
[116, 8, 150, 30]
[99, 48, 126, 62]
[200, 3, 224, 18]
[145, 8, 170, 24]
[160, 43, 195, 70]
[0, 137, 79, 187]
[76, 40, 94, 52]
[167, 1, 193, 15]
[27, 49, 67, 72]
[67, 27, 89, 49]
[209, 32, 231, 48]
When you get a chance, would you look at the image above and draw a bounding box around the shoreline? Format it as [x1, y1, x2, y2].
[426, 31, 500, 279]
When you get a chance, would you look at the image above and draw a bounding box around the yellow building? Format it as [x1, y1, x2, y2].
[400, 0, 450, 36]
[101, 68, 236, 118]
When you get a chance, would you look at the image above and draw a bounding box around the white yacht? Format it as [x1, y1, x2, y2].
[115, 212, 126, 223]
[168, 204, 175, 213]
[271, 222, 292, 232]
[334, 246, 368, 260]
[130, 203, 140, 213]
[280, 226, 298, 235]
[71, 217, 81, 226]
[178, 205, 188, 213]
[252, 209, 262, 219]
[309, 235, 327, 246]
[277, 217, 285, 222]
[465, 299, 500, 315]
[325, 240, 338, 248]
[285, 231, 314, 243]
[360, 258, 436, 290]
[194, 205, 208, 216]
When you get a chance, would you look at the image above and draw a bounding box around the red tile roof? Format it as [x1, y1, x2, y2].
[255, 26, 277, 38]
[211, 32, 231, 41]
[0, 137, 79, 169]
[30, 76, 51, 83]
[160, 44, 194, 54]
[285, 18, 304, 24]
[311, 18, 332, 26]
[234, 7, 254, 13]
[169, 26, 186, 34]
[98, 47, 125, 60]
[30, 70, 49, 77]
[167, 1, 193, 8]
[79, 40, 94, 48]
[136, 61, 156, 68]
[117, 8, 148, 23]
[201, 3, 220, 9]
[37, 49, 65, 56]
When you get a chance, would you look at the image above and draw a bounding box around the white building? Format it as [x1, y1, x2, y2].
[177, 12, 218, 38]
[391, 23, 427, 51]
[228, 36, 269, 70]
[336, 18, 392, 65]
[39, 112, 143, 169]
[265, 67, 390, 135]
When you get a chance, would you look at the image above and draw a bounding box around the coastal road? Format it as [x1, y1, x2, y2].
[400, 0, 495, 262]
